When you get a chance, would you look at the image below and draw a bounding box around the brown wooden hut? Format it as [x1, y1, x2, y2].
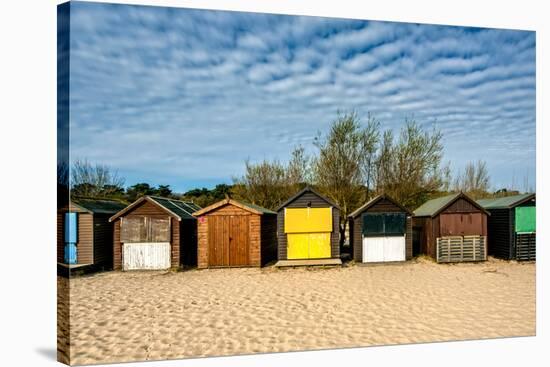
[57, 198, 126, 269]
[109, 196, 201, 271]
[192, 198, 277, 268]
[275, 187, 341, 266]
[348, 194, 413, 263]
[412, 192, 489, 263]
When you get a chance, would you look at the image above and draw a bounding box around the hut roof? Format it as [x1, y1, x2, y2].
[275, 186, 340, 211]
[349, 194, 412, 219]
[71, 197, 127, 214]
[477, 193, 535, 209]
[413, 192, 489, 217]
[192, 198, 275, 216]
[109, 196, 200, 222]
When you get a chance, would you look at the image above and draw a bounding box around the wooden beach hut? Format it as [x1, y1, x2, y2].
[57, 198, 126, 270]
[192, 198, 277, 268]
[109, 196, 201, 271]
[348, 194, 413, 263]
[477, 193, 536, 261]
[275, 187, 341, 266]
[412, 192, 489, 263]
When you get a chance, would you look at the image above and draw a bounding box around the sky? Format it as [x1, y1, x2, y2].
[65, 1, 536, 193]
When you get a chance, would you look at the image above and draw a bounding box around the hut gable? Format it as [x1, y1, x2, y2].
[413, 192, 489, 218]
[276, 187, 340, 211]
[349, 194, 411, 218]
[110, 196, 198, 222]
[193, 198, 275, 217]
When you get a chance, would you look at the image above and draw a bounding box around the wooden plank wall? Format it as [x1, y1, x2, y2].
[57, 212, 64, 263]
[260, 214, 277, 265]
[93, 214, 114, 269]
[180, 218, 198, 266]
[277, 191, 340, 260]
[486, 208, 513, 259]
[113, 220, 122, 270]
[77, 213, 94, 264]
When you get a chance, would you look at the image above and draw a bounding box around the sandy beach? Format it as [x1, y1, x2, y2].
[59, 257, 535, 365]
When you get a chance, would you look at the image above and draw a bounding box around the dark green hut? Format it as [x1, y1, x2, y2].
[477, 193, 536, 261]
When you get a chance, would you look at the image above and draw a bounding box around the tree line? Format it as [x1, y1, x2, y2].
[62, 111, 530, 245]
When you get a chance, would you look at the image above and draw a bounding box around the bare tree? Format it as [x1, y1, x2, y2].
[312, 111, 380, 246]
[71, 158, 125, 198]
[453, 160, 490, 199]
[374, 120, 449, 209]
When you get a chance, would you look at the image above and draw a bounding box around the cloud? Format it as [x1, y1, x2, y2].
[66, 2, 535, 192]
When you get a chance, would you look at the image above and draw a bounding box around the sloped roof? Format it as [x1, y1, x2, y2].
[349, 194, 412, 218]
[477, 193, 535, 209]
[71, 198, 127, 214]
[109, 196, 201, 222]
[275, 186, 340, 211]
[192, 198, 275, 216]
[413, 192, 489, 217]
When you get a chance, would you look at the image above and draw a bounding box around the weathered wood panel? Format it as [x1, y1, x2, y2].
[436, 235, 486, 262]
[123, 242, 171, 270]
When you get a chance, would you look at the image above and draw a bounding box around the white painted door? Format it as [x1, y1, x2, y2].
[123, 242, 171, 270]
[363, 236, 406, 262]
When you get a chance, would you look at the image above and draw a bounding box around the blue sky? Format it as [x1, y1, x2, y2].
[66, 1, 536, 193]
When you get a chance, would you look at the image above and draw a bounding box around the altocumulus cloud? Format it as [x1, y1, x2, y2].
[67, 2, 535, 192]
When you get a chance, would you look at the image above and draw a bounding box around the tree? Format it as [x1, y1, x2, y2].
[453, 160, 490, 199]
[231, 158, 290, 210]
[156, 184, 173, 198]
[374, 120, 449, 209]
[70, 159, 125, 198]
[232, 146, 313, 210]
[311, 111, 380, 246]
[126, 182, 155, 201]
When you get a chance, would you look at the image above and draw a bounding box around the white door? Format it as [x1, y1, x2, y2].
[123, 242, 171, 270]
[363, 236, 406, 262]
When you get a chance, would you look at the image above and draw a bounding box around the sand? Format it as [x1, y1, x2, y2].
[58, 257, 535, 365]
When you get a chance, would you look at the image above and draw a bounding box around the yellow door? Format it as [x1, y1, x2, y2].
[308, 232, 331, 258]
[287, 232, 331, 259]
[287, 233, 310, 259]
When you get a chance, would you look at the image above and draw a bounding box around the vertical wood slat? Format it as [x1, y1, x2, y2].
[437, 235, 486, 263]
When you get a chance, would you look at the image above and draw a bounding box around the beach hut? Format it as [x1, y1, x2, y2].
[348, 194, 413, 263]
[109, 196, 201, 271]
[477, 193, 536, 261]
[275, 187, 341, 266]
[57, 198, 126, 270]
[412, 192, 489, 263]
[192, 198, 277, 268]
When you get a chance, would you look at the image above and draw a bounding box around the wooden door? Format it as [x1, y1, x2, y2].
[229, 216, 249, 266]
[208, 216, 229, 266]
[208, 215, 250, 266]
